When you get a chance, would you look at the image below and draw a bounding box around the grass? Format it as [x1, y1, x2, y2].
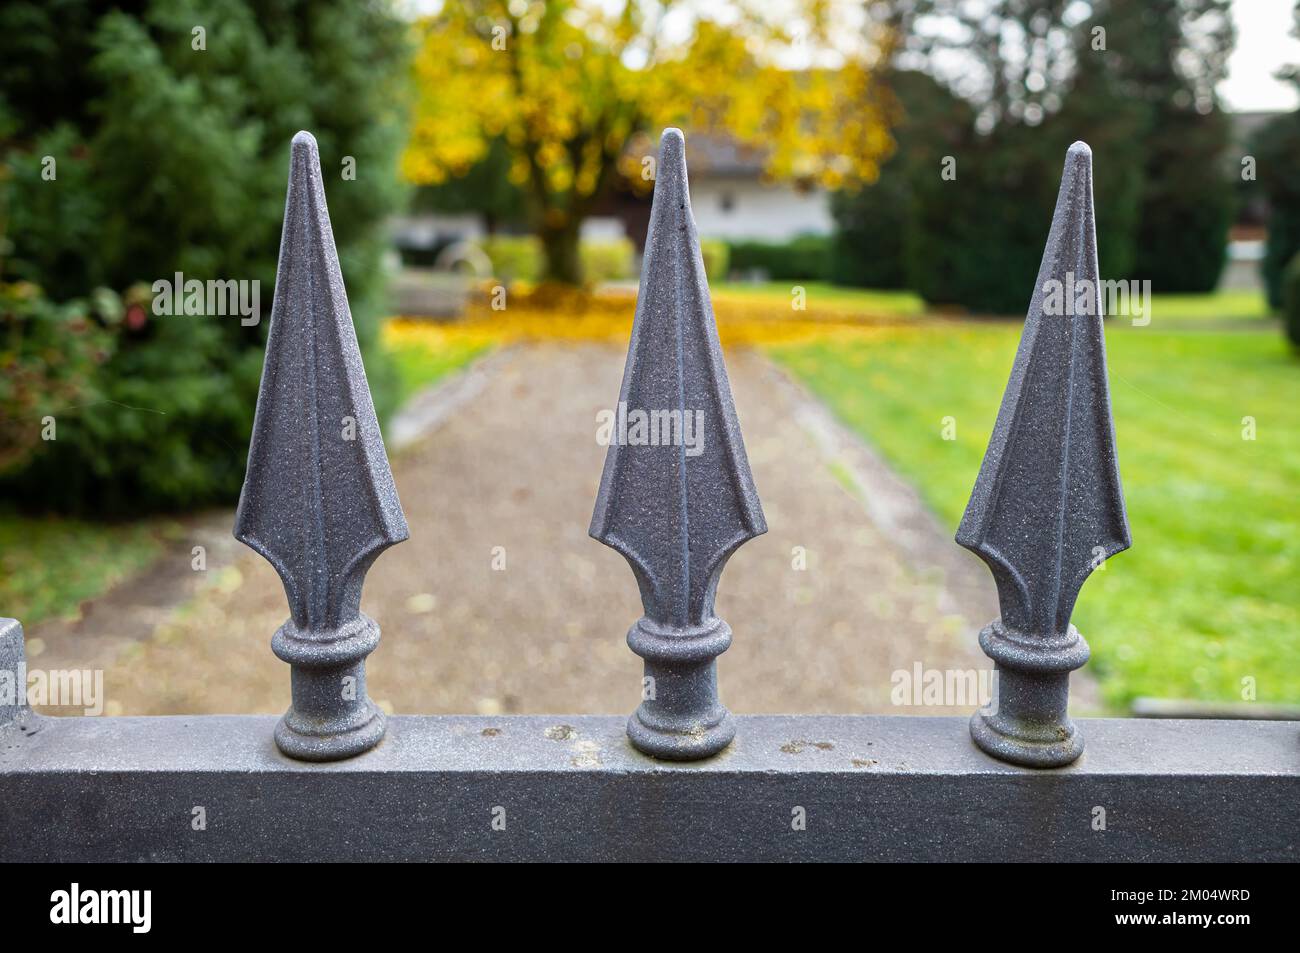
[384, 322, 494, 404]
[1147, 289, 1271, 324]
[712, 281, 1273, 326]
[0, 513, 178, 625]
[712, 281, 926, 317]
[769, 321, 1300, 709]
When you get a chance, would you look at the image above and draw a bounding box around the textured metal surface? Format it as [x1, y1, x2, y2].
[1, 714, 1295, 862]
[590, 129, 766, 761]
[957, 141, 1131, 768]
[0, 618, 29, 730]
[234, 131, 409, 761]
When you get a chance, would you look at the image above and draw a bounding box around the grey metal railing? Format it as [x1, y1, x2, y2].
[589, 128, 766, 761]
[957, 141, 1131, 768]
[0, 129, 1295, 863]
[233, 131, 408, 762]
[230, 128, 1127, 770]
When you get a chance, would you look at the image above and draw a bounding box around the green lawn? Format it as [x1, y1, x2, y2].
[713, 281, 1272, 326]
[1146, 289, 1271, 324]
[387, 331, 492, 404]
[770, 322, 1300, 709]
[0, 513, 179, 625]
[712, 281, 926, 316]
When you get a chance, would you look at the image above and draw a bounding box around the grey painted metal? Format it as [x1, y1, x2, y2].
[0, 618, 30, 731]
[1133, 697, 1300, 720]
[1, 713, 1296, 862]
[590, 128, 766, 761]
[957, 141, 1131, 769]
[234, 131, 409, 762]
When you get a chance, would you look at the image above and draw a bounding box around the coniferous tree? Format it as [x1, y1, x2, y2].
[857, 0, 1234, 310]
[0, 0, 409, 512]
[1112, 0, 1235, 292]
[1254, 1, 1300, 311]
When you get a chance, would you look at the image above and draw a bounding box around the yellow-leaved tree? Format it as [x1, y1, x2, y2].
[405, 0, 896, 285]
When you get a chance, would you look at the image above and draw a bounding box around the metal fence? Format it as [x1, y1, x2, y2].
[0, 130, 1296, 862]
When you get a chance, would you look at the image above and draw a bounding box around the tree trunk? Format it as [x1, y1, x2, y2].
[539, 220, 583, 286]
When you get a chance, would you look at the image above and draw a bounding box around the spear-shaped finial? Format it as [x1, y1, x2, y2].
[234, 131, 409, 762]
[957, 141, 1131, 768]
[590, 128, 767, 761]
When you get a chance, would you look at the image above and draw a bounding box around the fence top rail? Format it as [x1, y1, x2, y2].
[3, 713, 1296, 861]
[0, 132, 1281, 798]
[4, 714, 1297, 778]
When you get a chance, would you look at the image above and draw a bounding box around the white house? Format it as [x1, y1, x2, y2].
[391, 131, 833, 264]
[677, 133, 833, 241]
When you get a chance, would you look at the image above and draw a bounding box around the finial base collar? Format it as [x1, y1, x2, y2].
[970, 698, 1083, 768]
[628, 704, 734, 761]
[275, 698, 385, 762]
[271, 614, 386, 761]
[625, 616, 734, 761]
[971, 620, 1089, 768]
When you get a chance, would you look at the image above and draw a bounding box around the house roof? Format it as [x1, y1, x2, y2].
[682, 132, 769, 178]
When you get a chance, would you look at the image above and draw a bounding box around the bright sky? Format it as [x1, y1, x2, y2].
[1221, 0, 1300, 111]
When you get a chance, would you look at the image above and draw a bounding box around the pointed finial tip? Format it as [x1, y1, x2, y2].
[291, 130, 319, 159]
[655, 127, 687, 192]
[1067, 140, 1092, 163]
[660, 127, 685, 159]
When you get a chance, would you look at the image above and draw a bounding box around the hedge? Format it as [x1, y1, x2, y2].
[1282, 251, 1300, 348]
[726, 235, 831, 282]
[478, 236, 635, 285]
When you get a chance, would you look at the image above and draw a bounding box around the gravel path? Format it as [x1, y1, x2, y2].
[29, 342, 1023, 719]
